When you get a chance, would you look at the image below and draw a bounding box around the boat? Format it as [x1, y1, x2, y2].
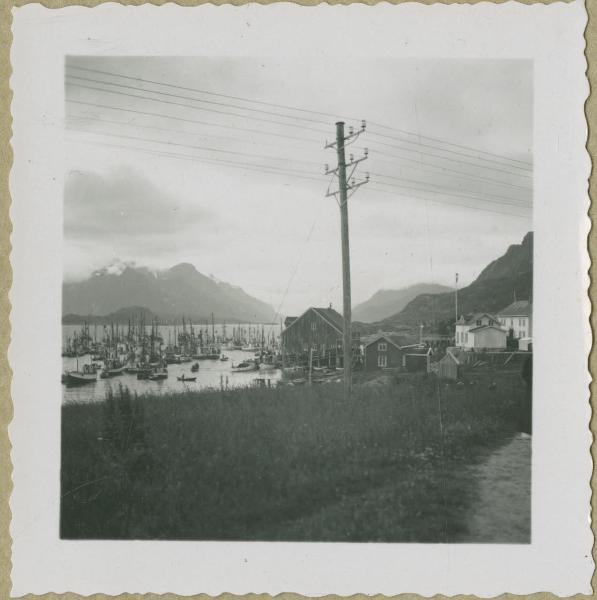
[65, 364, 97, 387]
[148, 368, 168, 381]
[137, 368, 152, 380]
[100, 365, 125, 379]
[191, 362, 200, 372]
[177, 375, 197, 382]
[231, 360, 258, 372]
[220, 355, 229, 362]
[179, 355, 193, 363]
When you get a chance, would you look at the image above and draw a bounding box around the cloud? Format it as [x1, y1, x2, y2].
[64, 167, 213, 241]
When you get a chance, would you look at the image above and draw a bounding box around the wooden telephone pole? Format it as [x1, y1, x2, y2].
[325, 120, 369, 398]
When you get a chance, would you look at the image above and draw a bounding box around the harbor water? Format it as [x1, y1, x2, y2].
[62, 324, 283, 404]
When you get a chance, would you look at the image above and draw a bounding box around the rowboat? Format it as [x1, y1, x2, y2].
[177, 375, 197, 382]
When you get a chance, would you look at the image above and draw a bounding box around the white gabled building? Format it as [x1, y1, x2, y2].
[497, 300, 532, 339]
[455, 312, 507, 350]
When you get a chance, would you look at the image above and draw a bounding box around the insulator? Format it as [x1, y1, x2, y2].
[364, 148, 369, 156]
[349, 126, 354, 135]
[325, 164, 329, 172]
[361, 119, 367, 130]
[366, 172, 370, 181]
[350, 154, 354, 162]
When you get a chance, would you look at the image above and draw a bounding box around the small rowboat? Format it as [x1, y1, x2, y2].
[177, 375, 197, 382]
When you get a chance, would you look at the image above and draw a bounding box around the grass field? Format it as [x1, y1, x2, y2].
[60, 372, 525, 541]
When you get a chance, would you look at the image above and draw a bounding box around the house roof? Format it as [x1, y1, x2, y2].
[311, 307, 344, 333]
[282, 306, 344, 335]
[468, 324, 507, 333]
[457, 312, 499, 326]
[364, 334, 403, 350]
[498, 300, 532, 317]
[284, 316, 297, 328]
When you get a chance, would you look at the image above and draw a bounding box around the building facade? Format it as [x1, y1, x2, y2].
[455, 312, 507, 350]
[497, 300, 532, 339]
[363, 335, 403, 370]
[281, 307, 359, 368]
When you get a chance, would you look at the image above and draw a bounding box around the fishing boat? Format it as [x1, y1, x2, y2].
[65, 364, 97, 387]
[148, 368, 168, 381]
[231, 360, 258, 372]
[177, 375, 197, 382]
[100, 364, 125, 379]
[191, 362, 200, 372]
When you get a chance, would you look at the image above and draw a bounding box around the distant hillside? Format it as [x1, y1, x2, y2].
[62, 306, 158, 325]
[382, 232, 533, 330]
[353, 284, 453, 323]
[63, 263, 276, 323]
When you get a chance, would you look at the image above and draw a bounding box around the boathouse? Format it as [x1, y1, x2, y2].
[281, 306, 359, 368]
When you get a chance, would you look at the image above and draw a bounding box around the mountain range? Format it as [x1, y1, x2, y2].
[352, 283, 453, 323]
[381, 231, 533, 331]
[62, 263, 276, 323]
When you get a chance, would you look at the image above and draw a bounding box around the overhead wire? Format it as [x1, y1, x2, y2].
[65, 81, 330, 134]
[67, 65, 532, 169]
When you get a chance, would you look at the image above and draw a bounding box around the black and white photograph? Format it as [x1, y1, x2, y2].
[59, 55, 533, 543]
[8, 2, 592, 596]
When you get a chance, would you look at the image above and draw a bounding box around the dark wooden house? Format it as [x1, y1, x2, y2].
[363, 335, 404, 370]
[281, 307, 359, 368]
[364, 335, 432, 372]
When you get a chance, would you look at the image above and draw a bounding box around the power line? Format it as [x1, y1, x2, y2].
[372, 178, 530, 210]
[67, 99, 323, 145]
[66, 72, 331, 127]
[67, 134, 528, 219]
[68, 64, 359, 123]
[67, 126, 325, 168]
[65, 81, 329, 134]
[67, 65, 531, 168]
[367, 122, 532, 168]
[365, 151, 532, 191]
[365, 186, 531, 219]
[370, 171, 530, 207]
[365, 138, 532, 178]
[66, 136, 327, 183]
[67, 115, 323, 167]
[366, 129, 532, 172]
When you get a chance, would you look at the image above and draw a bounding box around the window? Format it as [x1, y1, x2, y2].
[378, 355, 387, 368]
[465, 332, 468, 342]
[521, 330, 525, 338]
[378, 342, 387, 351]
[456, 331, 460, 343]
[311, 322, 316, 331]
[476, 320, 482, 326]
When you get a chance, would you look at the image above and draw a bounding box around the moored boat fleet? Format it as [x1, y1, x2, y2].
[62, 316, 283, 388]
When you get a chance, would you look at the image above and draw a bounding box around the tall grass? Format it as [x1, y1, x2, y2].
[61, 374, 523, 541]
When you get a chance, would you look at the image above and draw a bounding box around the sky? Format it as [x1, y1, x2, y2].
[64, 56, 532, 315]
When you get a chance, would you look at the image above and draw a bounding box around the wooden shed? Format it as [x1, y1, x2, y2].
[281, 307, 359, 368]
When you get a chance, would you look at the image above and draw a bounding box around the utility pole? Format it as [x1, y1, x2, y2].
[325, 120, 369, 399]
[455, 272, 459, 323]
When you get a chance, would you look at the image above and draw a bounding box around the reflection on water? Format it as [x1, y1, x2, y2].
[62, 349, 282, 404]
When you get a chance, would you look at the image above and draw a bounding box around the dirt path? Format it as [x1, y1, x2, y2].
[462, 434, 532, 543]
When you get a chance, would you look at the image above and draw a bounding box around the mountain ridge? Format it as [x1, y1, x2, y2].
[352, 283, 453, 323]
[62, 263, 276, 323]
[380, 232, 533, 332]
